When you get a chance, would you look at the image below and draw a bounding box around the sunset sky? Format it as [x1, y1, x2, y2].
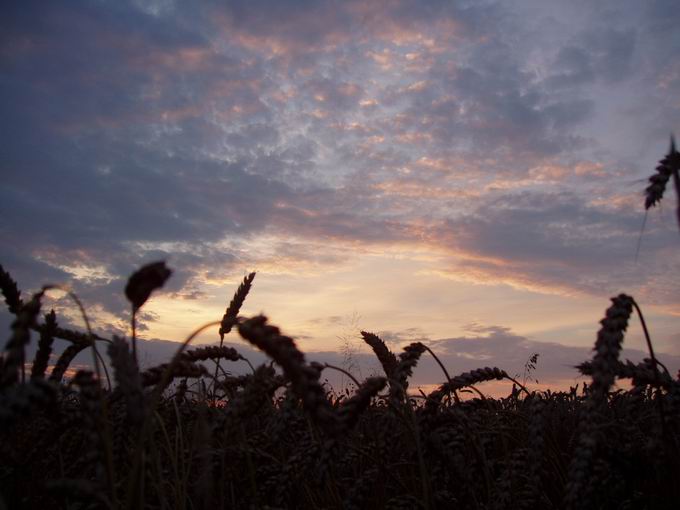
[1, 0, 679, 393]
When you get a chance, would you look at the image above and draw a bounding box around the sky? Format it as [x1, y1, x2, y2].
[1, 0, 679, 394]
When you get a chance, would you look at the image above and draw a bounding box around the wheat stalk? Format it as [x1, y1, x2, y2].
[181, 345, 243, 363]
[125, 261, 172, 365]
[360, 330, 398, 378]
[1, 290, 44, 387]
[219, 272, 255, 340]
[221, 364, 283, 422]
[30, 309, 58, 381]
[71, 370, 116, 499]
[565, 294, 635, 510]
[108, 336, 144, 425]
[645, 135, 680, 214]
[33, 323, 107, 345]
[141, 361, 208, 388]
[238, 315, 338, 434]
[337, 376, 386, 429]
[588, 294, 634, 404]
[577, 358, 674, 390]
[214, 272, 255, 394]
[388, 342, 427, 403]
[0, 264, 23, 315]
[425, 367, 508, 413]
[49, 343, 87, 383]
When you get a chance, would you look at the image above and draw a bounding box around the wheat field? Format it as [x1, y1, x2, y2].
[1, 141, 679, 509]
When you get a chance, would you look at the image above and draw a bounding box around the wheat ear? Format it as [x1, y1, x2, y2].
[181, 345, 243, 363]
[238, 315, 338, 433]
[214, 272, 255, 392]
[31, 309, 58, 380]
[49, 343, 87, 383]
[425, 367, 508, 413]
[0, 263, 23, 315]
[360, 330, 398, 378]
[219, 272, 255, 340]
[125, 261, 172, 365]
[1, 290, 44, 387]
[645, 135, 679, 209]
[390, 342, 427, 403]
[564, 294, 635, 510]
[108, 336, 144, 425]
[588, 294, 634, 404]
[337, 376, 387, 429]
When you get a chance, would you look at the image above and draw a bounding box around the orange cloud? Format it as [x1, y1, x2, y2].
[373, 180, 480, 199]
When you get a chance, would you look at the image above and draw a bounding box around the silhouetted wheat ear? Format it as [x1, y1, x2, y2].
[49, 343, 87, 383]
[181, 345, 242, 363]
[565, 294, 634, 510]
[237, 315, 338, 433]
[337, 376, 386, 429]
[1, 290, 44, 388]
[577, 358, 674, 390]
[219, 272, 255, 339]
[589, 294, 634, 403]
[31, 309, 57, 380]
[108, 336, 144, 425]
[674, 138, 680, 229]
[34, 323, 97, 346]
[360, 330, 398, 378]
[221, 364, 283, 421]
[425, 367, 508, 413]
[645, 135, 680, 210]
[72, 370, 109, 486]
[141, 360, 208, 388]
[126, 261, 173, 366]
[395, 342, 426, 382]
[0, 264, 23, 315]
[124, 261, 172, 313]
[389, 342, 427, 402]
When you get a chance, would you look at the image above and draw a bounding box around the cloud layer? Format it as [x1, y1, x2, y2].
[1, 0, 679, 385]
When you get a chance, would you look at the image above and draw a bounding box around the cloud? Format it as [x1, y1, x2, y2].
[428, 190, 680, 304]
[426, 323, 680, 387]
[547, 28, 636, 88]
[0, 0, 679, 354]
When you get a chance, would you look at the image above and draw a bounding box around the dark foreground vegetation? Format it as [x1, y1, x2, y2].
[1, 140, 679, 509]
[1, 265, 679, 510]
